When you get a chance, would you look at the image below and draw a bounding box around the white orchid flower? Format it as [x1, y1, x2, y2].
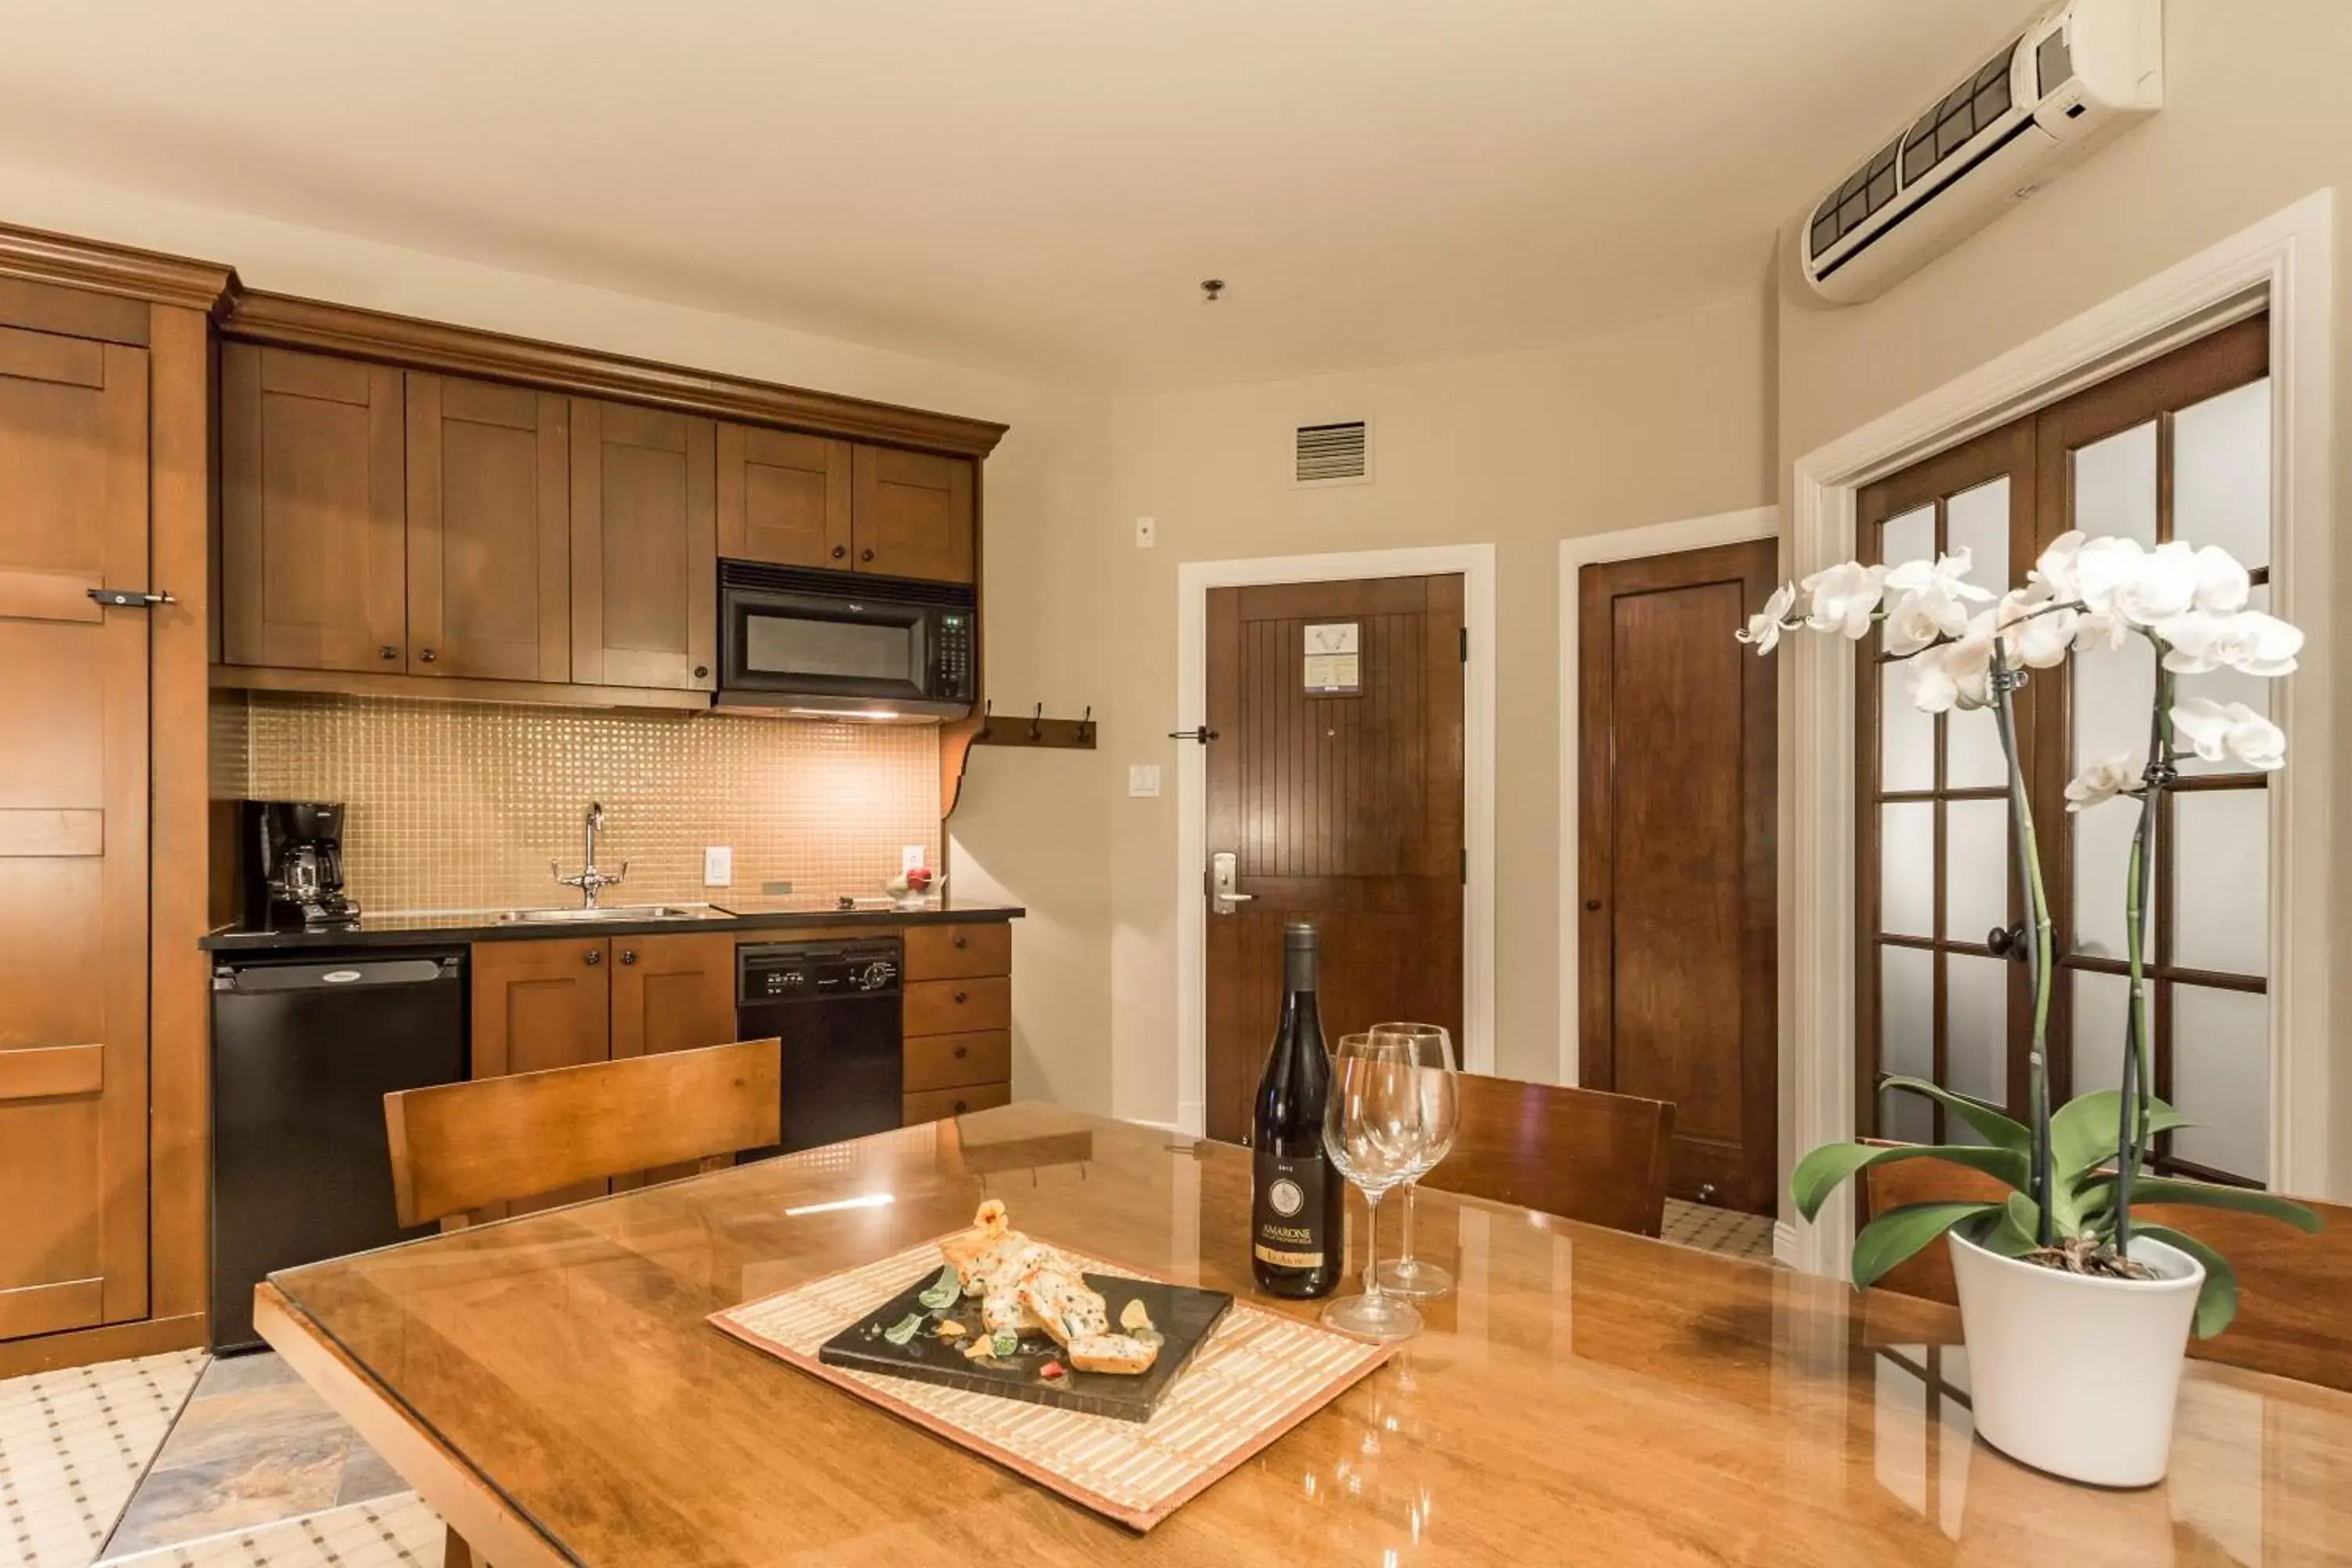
[2190, 544, 2252, 614]
[1882, 546, 1995, 606]
[2029, 531, 2087, 601]
[1881, 590, 1958, 656]
[1798, 561, 1886, 640]
[2072, 606, 2133, 652]
[2170, 698, 2286, 771]
[1737, 582, 1798, 655]
[1904, 614, 1998, 713]
[2064, 752, 2142, 812]
[1994, 585, 2077, 670]
[2080, 538, 2203, 626]
[2155, 608, 2304, 677]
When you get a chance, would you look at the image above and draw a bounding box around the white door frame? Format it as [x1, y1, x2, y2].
[1555, 506, 1780, 1087]
[1786, 191, 2336, 1276]
[1174, 544, 1497, 1136]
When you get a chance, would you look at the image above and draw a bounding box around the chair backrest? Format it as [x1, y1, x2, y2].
[1421, 1073, 1675, 1237]
[384, 1037, 782, 1228]
[1861, 1144, 2352, 1392]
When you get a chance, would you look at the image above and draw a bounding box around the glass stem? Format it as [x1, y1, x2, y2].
[1398, 1183, 1417, 1269]
[1361, 1189, 1385, 1307]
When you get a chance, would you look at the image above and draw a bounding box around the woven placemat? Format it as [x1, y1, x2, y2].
[711, 1236, 1393, 1530]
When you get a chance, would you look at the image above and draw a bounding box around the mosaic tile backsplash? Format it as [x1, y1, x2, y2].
[218, 694, 942, 915]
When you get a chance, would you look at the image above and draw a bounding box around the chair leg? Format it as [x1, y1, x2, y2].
[445, 1526, 476, 1568]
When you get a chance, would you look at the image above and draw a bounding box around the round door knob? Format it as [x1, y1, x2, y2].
[860, 548, 875, 562]
[953, 1044, 968, 1059]
[584, 949, 602, 966]
[831, 545, 847, 560]
[692, 665, 709, 680]
[619, 949, 637, 965]
[379, 645, 399, 661]
[419, 648, 437, 663]
[1584, 898, 1602, 912]
[952, 935, 968, 949]
[953, 989, 968, 1004]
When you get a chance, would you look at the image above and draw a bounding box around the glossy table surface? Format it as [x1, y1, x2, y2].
[267, 1103, 2352, 1565]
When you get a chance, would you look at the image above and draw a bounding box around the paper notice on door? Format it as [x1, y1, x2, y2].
[1303, 622, 1360, 694]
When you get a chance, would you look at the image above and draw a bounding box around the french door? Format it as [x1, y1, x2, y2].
[1857, 313, 2276, 1188]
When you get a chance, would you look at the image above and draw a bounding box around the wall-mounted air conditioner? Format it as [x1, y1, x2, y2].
[1798, 0, 2163, 304]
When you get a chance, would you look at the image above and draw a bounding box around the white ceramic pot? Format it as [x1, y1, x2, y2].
[1947, 1228, 2203, 1488]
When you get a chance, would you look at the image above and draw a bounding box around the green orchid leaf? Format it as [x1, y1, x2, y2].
[2049, 1090, 2194, 1183]
[2132, 1224, 2240, 1339]
[1788, 1141, 2029, 1223]
[2001, 1190, 2045, 1250]
[1878, 1076, 2031, 1153]
[2091, 1176, 2324, 1233]
[1851, 1201, 2001, 1291]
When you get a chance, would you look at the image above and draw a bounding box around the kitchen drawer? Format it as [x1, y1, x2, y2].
[903, 922, 1011, 981]
[905, 976, 1009, 1036]
[904, 1029, 1011, 1093]
[903, 1083, 1011, 1126]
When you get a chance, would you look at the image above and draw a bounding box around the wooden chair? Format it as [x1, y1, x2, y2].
[1420, 1074, 1675, 1237]
[383, 1036, 782, 1229]
[1860, 1145, 2352, 1393]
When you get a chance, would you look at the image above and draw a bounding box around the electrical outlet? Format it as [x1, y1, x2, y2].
[1134, 515, 1156, 548]
[902, 844, 928, 873]
[1128, 764, 1162, 798]
[703, 846, 732, 887]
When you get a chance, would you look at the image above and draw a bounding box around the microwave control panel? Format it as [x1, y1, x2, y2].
[936, 612, 975, 700]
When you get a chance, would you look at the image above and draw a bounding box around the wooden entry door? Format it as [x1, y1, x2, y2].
[1203, 575, 1465, 1145]
[1578, 541, 1777, 1214]
[0, 325, 151, 1339]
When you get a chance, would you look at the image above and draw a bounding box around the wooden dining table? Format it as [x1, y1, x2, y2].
[258, 1101, 2352, 1566]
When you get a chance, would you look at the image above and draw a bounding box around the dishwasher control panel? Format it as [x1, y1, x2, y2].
[738, 938, 903, 1002]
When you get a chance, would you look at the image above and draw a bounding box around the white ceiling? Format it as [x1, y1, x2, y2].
[0, 1, 2026, 390]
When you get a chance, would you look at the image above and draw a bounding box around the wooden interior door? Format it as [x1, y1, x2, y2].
[1578, 541, 1777, 1214]
[609, 931, 741, 1186]
[570, 399, 717, 690]
[406, 373, 570, 681]
[1203, 575, 1465, 1145]
[0, 325, 151, 1339]
[850, 445, 974, 583]
[470, 937, 613, 1213]
[220, 343, 406, 671]
[717, 424, 851, 568]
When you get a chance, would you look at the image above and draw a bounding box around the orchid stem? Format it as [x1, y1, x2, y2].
[1989, 648, 2053, 1246]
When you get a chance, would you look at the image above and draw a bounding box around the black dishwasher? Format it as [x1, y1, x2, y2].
[209, 951, 468, 1352]
[737, 938, 904, 1154]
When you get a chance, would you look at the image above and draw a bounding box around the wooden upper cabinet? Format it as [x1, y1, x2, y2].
[406, 375, 570, 681]
[716, 425, 851, 569]
[571, 400, 717, 691]
[851, 446, 975, 583]
[221, 343, 406, 671]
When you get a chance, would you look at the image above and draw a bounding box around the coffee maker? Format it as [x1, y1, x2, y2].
[237, 800, 360, 929]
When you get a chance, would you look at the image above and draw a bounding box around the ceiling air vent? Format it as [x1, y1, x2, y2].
[1293, 419, 1370, 488]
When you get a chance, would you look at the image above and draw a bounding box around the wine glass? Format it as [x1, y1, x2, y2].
[1368, 1024, 1459, 1299]
[1320, 1033, 1427, 1342]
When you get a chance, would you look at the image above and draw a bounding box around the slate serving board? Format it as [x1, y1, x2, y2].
[818, 1268, 1234, 1421]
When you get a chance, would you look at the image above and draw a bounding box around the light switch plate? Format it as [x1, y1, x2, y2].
[902, 844, 928, 873]
[1128, 764, 1162, 797]
[1134, 515, 1156, 548]
[703, 846, 732, 887]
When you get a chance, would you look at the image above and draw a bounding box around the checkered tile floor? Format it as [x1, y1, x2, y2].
[1661, 1197, 1780, 1262]
[1, 1350, 204, 1568]
[94, 1494, 443, 1568]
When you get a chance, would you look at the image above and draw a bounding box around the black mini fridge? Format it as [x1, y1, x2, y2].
[209, 951, 468, 1352]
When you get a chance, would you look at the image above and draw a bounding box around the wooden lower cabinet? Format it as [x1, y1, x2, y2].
[904, 1083, 1011, 1124]
[608, 932, 739, 1185]
[904, 976, 1010, 1036]
[901, 924, 1012, 1127]
[903, 1031, 1011, 1094]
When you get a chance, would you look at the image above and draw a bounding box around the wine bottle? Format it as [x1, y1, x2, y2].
[1251, 920, 1344, 1298]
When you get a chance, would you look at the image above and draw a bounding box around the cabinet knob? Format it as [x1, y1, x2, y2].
[584, 949, 602, 967]
[379, 645, 399, 661]
[619, 949, 637, 965]
[1584, 898, 1602, 912]
[860, 548, 875, 563]
[952, 934, 968, 949]
[953, 989, 967, 1004]
[953, 1044, 967, 1058]
[419, 648, 437, 663]
[831, 545, 847, 560]
[693, 665, 708, 680]
[953, 1099, 969, 1114]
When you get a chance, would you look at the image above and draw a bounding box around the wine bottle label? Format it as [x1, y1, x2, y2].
[1251, 1152, 1328, 1269]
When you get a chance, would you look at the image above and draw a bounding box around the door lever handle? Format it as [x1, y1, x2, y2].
[89, 587, 175, 608]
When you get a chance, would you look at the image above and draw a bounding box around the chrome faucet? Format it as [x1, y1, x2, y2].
[552, 803, 630, 909]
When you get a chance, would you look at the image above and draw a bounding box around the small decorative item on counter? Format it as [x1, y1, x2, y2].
[885, 865, 937, 912]
[882, 1312, 924, 1348]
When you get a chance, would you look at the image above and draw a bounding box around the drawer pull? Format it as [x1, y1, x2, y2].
[953, 989, 967, 1004]
[953, 1099, 968, 1114]
[619, 949, 637, 965]
[584, 949, 601, 967]
[953, 1044, 967, 1058]
[953, 934, 968, 949]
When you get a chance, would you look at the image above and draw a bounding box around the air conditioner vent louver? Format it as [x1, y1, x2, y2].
[1294, 420, 1369, 486]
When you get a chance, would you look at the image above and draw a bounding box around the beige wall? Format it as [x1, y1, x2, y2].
[1775, 0, 2352, 1196]
[1102, 290, 1777, 1121]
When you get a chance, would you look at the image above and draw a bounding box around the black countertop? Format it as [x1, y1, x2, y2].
[199, 900, 1024, 953]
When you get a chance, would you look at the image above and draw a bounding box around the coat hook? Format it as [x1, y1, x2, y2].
[1078, 706, 1094, 744]
[975, 699, 993, 742]
[1029, 703, 1044, 742]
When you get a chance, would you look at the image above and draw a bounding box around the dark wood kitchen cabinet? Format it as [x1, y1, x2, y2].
[220, 343, 406, 671]
[900, 924, 1013, 1127]
[609, 932, 737, 1062]
[405, 374, 571, 681]
[716, 424, 851, 569]
[570, 399, 717, 691]
[851, 445, 975, 583]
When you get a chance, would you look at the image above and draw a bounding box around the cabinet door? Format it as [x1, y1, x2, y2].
[610, 931, 742, 1187]
[716, 424, 851, 569]
[469, 938, 612, 1213]
[570, 400, 716, 690]
[407, 375, 570, 681]
[851, 445, 975, 583]
[0, 325, 151, 1338]
[220, 343, 406, 670]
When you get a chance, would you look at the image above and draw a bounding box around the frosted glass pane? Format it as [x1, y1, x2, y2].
[1944, 800, 2010, 947]
[1881, 946, 1935, 1143]
[1882, 505, 1933, 569]
[2071, 968, 2131, 1105]
[2072, 420, 2158, 546]
[1945, 953, 2009, 1141]
[2172, 789, 2268, 976]
[1881, 660, 1933, 793]
[1946, 477, 2010, 589]
[2071, 790, 2140, 961]
[2176, 583, 2272, 778]
[2072, 626, 2154, 774]
[2173, 377, 2270, 572]
[1881, 803, 1934, 938]
[2173, 985, 2270, 1181]
[1948, 706, 2009, 789]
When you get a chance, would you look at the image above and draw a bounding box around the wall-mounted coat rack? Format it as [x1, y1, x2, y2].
[942, 701, 1097, 817]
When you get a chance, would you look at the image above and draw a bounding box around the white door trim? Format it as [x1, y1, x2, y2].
[1787, 189, 2336, 1277]
[1555, 507, 1780, 1087]
[1174, 543, 1497, 1136]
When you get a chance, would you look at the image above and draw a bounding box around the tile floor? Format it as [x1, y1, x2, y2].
[0, 1202, 1769, 1568]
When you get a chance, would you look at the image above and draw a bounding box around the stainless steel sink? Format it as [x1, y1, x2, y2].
[495, 905, 710, 924]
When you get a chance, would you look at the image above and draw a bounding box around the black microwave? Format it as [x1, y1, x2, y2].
[717, 560, 976, 718]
